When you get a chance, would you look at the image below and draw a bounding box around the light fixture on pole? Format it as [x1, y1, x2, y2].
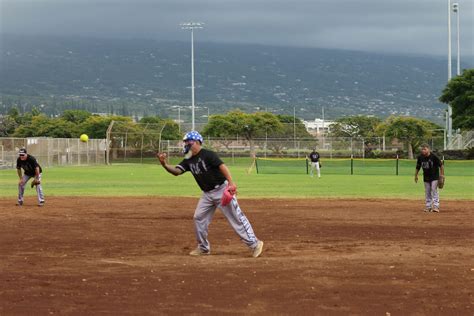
[452, 2, 461, 76]
[180, 22, 204, 131]
[447, 0, 453, 147]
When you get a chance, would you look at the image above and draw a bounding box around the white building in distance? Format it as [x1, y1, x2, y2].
[303, 118, 336, 136]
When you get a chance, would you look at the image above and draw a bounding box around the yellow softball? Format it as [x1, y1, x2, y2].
[80, 134, 89, 142]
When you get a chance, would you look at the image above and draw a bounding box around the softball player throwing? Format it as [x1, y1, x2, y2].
[157, 131, 264, 258]
[308, 148, 321, 178]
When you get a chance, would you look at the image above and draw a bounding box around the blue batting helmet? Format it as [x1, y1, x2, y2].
[183, 131, 203, 144]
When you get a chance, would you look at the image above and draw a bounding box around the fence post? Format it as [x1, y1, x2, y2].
[362, 138, 365, 159]
[124, 131, 128, 162]
[57, 138, 60, 165]
[350, 137, 353, 156]
[231, 141, 235, 165]
[396, 154, 399, 176]
[78, 138, 81, 166]
[351, 154, 354, 175]
[105, 120, 115, 165]
[87, 140, 90, 165]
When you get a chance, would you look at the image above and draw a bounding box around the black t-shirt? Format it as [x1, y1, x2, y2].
[416, 153, 442, 182]
[16, 155, 42, 177]
[309, 151, 320, 162]
[177, 149, 227, 192]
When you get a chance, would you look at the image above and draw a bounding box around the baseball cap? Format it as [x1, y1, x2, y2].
[18, 148, 27, 156]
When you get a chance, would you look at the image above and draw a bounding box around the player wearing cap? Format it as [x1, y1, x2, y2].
[16, 148, 45, 207]
[308, 148, 321, 178]
[157, 131, 264, 258]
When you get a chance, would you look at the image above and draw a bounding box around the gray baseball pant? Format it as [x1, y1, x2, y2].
[310, 162, 320, 177]
[424, 180, 439, 209]
[193, 182, 259, 253]
[18, 174, 44, 203]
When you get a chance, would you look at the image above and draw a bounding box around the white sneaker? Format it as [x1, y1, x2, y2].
[432, 207, 440, 213]
[189, 247, 210, 256]
[252, 241, 264, 258]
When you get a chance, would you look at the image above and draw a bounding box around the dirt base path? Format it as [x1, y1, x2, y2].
[0, 197, 472, 315]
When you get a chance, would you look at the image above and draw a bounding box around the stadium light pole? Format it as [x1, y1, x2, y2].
[447, 0, 453, 148]
[453, 2, 461, 76]
[180, 22, 204, 131]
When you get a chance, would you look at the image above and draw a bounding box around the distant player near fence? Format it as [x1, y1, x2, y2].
[157, 131, 264, 258]
[16, 148, 45, 207]
[415, 144, 444, 213]
[308, 148, 321, 178]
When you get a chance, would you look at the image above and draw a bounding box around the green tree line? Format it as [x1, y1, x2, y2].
[0, 109, 181, 140]
[0, 107, 446, 158]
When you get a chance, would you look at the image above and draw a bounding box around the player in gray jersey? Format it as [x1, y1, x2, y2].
[157, 131, 264, 258]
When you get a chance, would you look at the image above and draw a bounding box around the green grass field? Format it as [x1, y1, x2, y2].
[0, 157, 472, 200]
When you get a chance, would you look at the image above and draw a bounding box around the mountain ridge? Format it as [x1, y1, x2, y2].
[1, 34, 469, 124]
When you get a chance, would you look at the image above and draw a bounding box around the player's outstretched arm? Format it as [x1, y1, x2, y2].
[157, 153, 183, 176]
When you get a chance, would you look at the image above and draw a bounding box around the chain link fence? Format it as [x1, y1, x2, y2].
[106, 121, 167, 164]
[0, 137, 107, 169]
[160, 136, 445, 158]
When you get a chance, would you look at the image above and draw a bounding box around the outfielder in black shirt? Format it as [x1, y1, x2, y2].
[17, 155, 43, 177]
[416, 152, 443, 182]
[415, 144, 444, 212]
[308, 150, 320, 163]
[308, 149, 322, 178]
[16, 148, 45, 206]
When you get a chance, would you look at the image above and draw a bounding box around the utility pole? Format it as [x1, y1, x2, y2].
[453, 2, 461, 76]
[180, 22, 204, 131]
[447, 0, 453, 147]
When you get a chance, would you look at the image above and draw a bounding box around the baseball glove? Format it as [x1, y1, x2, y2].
[31, 179, 41, 188]
[319, 162, 322, 169]
[438, 176, 445, 189]
[221, 184, 236, 206]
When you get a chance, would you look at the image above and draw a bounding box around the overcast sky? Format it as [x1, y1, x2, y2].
[1, 0, 473, 57]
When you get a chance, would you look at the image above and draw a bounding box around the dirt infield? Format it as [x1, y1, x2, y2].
[0, 197, 472, 315]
